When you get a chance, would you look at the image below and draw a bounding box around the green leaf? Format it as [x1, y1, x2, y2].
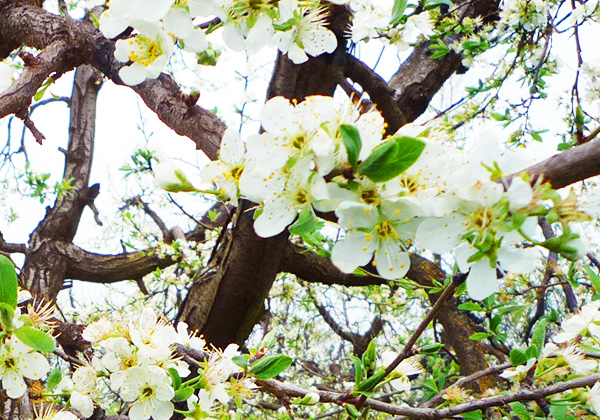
[361, 338, 377, 370]
[390, 0, 407, 25]
[167, 368, 182, 389]
[0, 255, 18, 309]
[250, 354, 293, 379]
[426, 0, 454, 8]
[509, 401, 531, 420]
[355, 370, 386, 392]
[421, 343, 443, 353]
[173, 386, 195, 402]
[0, 302, 14, 330]
[457, 302, 485, 312]
[530, 319, 547, 357]
[288, 206, 318, 236]
[509, 349, 528, 367]
[351, 356, 364, 385]
[490, 112, 507, 121]
[462, 410, 483, 420]
[525, 344, 538, 360]
[356, 136, 426, 183]
[345, 404, 360, 419]
[232, 355, 248, 370]
[549, 404, 567, 420]
[46, 368, 62, 392]
[489, 314, 502, 333]
[469, 332, 490, 341]
[586, 266, 600, 294]
[13, 326, 55, 353]
[429, 49, 449, 59]
[259, 331, 277, 349]
[339, 124, 362, 168]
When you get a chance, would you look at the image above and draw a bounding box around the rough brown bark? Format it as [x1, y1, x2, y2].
[177, 5, 351, 347]
[21, 64, 101, 299]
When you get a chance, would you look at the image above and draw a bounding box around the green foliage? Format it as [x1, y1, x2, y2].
[46, 368, 62, 392]
[13, 326, 55, 353]
[250, 354, 293, 379]
[339, 124, 362, 168]
[0, 255, 18, 309]
[356, 136, 425, 182]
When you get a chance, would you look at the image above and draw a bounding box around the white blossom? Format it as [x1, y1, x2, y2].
[0, 335, 50, 398]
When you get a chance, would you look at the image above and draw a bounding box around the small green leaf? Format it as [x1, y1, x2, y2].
[351, 356, 363, 385]
[462, 410, 483, 420]
[13, 326, 55, 353]
[173, 386, 195, 402]
[421, 343, 443, 353]
[509, 401, 531, 420]
[259, 331, 277, 350]
[339, 124, 362, 168]
[361, 338, 377, 370]
[525, 344, 538, 360]
[549, 404, 567, 420]
[288, 206, 318, 236]
[355, 370, 386, 392]
[356, 136, 426, 183]
[345, 404, 360, 419]
[250, 354, 293, 379]
[46, 368, 62, 392]
[489, 314, 502, 332]
[469, 332, 490, 341]
[232, 355, 248, 370]
[509, 349, 528, 367]
[530, 319, 547, 357]
[167, 368, 182, 389]
[0, 255, 18, 309]
[0, 302, 14, 330]
[390, 0, 407, 25]
[457, 302, 485, 312]
[586, 266, 600, 294]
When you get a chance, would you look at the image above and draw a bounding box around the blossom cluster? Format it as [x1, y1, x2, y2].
[0, 259, 280, 420]
[0, 289, 54, 401]
[175, 95, 600, 301]
[74, 308, 253, 420]
[98, 0, 349, 85]
[499, 0, 549, 32]
[348, 0, 435, 50]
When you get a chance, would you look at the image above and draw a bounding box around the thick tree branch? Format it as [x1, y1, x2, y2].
[0, 1, 225, 158]
[0, 41, 72, 120]
[516, 138, 600, 189]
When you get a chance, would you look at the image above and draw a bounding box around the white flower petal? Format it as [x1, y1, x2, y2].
[374, 244, 410, 280]
[254, 199, 298, 237]
[466, 259, 499, 301]
[331, 231, 377, 273]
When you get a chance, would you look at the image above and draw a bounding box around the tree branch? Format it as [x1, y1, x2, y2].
[0, 1, 225, 158]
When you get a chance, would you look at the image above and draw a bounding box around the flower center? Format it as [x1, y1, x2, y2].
[141, 386, 155, 399]
[361, 188, 380, 205]
[129, 35, 163, 67]
[375, 220, 396, 239]
[470, 207, 493, 230]
[4, 357, 16, 370]
[292, 135, 305, 150]
[295, 189, 309, 204]
[399, 174, 420, 193]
